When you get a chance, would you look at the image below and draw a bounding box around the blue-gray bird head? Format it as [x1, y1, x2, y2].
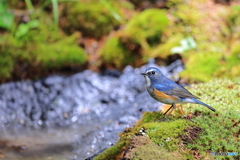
[141, 67, 163, 86]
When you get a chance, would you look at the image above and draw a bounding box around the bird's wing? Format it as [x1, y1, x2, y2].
[155, 84, 200, 99]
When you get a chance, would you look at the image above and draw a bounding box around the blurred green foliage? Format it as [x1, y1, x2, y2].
[100, 35, 134, 68]
[15, 20, 39, 38]
[35, 33, 86, 68]
[124, 9, 168, 47]
[0, 7, 86, 81]
[181, 51, 221, 82]
[0, 0, 14, 30]
[169, 1, 240, 82]
[0, 0, 240, 82]
[100, 9, 169, 68]
[61, 0, 133, 38]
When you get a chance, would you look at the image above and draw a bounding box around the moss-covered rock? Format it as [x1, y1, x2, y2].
[95, 111, 196, 160]
[180, 51, 222, 82]
[95, 112, 194, 160]
[151, 33, 184, 58]
[99, 34, 134, 68]
[124, 9, 168, 48]
[35, 33, 86, 68]
[0, 42, 15, 79]
[61, 0, 134, 39]
[0, 9, 87, 82]
[94, 79, 240, 160]
[100, 9, 169, 68]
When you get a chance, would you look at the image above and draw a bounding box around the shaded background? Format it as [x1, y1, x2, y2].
[0, 0, 240, 159]
[1, 0, 240, 83]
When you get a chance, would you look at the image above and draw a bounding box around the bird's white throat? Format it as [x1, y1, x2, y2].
[145, 76, 151, 87]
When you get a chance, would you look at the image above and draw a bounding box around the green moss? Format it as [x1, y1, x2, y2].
[138, 111, 167, 124]
[183, 79, 240, 159]
[165, 0, 185, 8]
[0, 34, 24, 80]
[0, 49, 14, 79]
[125, 136, 184, 160]
[143, 119, 193, 150]
[94, 140, 128, 160]
[180, 51, 221, 82]
[35, 33, 86, 68]
[96, 79, 240, 159]
[95, 112, 195, 159]
[100, 35, 134, 68]
[174, 4, 200, 26]
[211, 5, 240, 79]
[62, 0, 134, 39]
[180, 43, 240, 82]
[151, 34, 184, 58]
[124, 9, 168, 48]
[185, 79, 240, 112]
[167, 1, 240, 82]
[0, 9, 87, 81]
[224, 5, 240, 41]
[214, 42, 240, 78]
[100, 9, 169, 68]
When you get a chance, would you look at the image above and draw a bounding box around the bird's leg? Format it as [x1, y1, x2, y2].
[168, 104, 176, 115]
[163, 104, 175, 115]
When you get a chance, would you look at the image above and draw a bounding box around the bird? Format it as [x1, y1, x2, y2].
[141, 67, 216, 115]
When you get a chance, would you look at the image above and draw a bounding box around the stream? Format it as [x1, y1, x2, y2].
[0, 60, 183, 160]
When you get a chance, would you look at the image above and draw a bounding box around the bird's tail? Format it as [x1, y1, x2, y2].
[193, 99, 216, 112]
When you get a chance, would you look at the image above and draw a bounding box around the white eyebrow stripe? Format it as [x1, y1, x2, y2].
[147, 69, 155, 73]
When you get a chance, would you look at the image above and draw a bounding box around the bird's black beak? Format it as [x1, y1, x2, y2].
[141, 72, 147, 76]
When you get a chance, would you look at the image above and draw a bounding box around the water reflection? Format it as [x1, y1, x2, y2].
[0, 124, 100, 160]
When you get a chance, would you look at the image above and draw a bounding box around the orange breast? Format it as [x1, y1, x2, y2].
[153, 88, 179, 103]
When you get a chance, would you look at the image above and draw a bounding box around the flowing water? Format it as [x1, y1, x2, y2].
[0, 61, 184, 159]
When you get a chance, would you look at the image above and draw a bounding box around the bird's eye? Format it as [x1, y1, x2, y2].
[152, 71, 155, 74]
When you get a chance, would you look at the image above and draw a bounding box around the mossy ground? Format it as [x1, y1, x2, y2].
[95, 112, 194, 160]
[94, 79, 240, 160]
[183, 79, 240, 160]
